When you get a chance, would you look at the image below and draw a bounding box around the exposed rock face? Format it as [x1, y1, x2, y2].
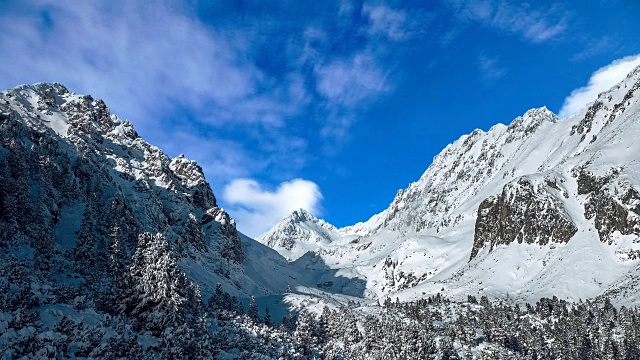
[381, 257, 429, 292]
[170, 154, 217, 210]
[575, 168, 640, 244]
[471, 177, 577, 260]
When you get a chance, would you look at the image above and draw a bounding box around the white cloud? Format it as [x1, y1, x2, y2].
[364, 5, 410, 41]
[559, 54, 640, 118]
[222, 178, 323, 238]
[446, 0, 568, 43]
[477, 54, 506, 80]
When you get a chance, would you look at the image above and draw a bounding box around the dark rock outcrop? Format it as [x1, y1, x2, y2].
[471, 177, 577, 260]
[575, 168, 640, 243]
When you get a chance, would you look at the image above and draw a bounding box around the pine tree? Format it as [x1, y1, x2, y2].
[121, 232, 202, 335]
[295, 310, 316, 356]
[248, 295, 260, 322]
[264, 307, 273, 326]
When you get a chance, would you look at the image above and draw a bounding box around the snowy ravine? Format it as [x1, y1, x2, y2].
[260, 64, 640, 306]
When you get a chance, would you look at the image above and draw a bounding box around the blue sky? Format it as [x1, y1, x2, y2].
[1, 1, 639, 237]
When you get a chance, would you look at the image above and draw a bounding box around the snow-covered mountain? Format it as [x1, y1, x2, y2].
[0, 82, 304, 301]
[258, 208, 356, 261]
[3, 72, 640, 357]
[261, 64, 640, 306]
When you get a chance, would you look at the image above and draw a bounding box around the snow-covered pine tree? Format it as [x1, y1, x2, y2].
[121, 232, 203, 335]
[294, 309, 317, 356]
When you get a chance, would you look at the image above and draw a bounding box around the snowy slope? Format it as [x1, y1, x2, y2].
[262, 65, 640, 305]
[0, 83, 313, 300]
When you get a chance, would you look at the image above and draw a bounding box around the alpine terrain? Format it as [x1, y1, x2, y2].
[2, 65, 640, 359]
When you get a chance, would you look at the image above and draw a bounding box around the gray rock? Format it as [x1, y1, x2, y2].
[471, 177, 577, 260]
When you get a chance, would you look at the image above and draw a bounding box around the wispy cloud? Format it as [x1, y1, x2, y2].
[559, 54, 640, 118]
[307, 4, 427, 148]
[477, 54, 506, 80]
[571, 36, 621, 61]
[364, 4, 419, 41]
[314, 52, 390, 142]
[445, 0, 569, 43]
[315, 54, 389, 107]
[222, 178, 323, 237]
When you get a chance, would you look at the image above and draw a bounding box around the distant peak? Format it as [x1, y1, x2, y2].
[289, 208, 316, 222]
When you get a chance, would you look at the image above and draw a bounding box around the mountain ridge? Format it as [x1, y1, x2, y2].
[261, 64, 640, 305]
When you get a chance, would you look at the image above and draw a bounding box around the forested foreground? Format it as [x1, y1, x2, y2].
[3, 269, 640, 360]
[2, 230, 639, 359]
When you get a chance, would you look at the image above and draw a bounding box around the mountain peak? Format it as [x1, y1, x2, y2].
[10, 82, 70, 95]
[288, 208, 317, 222]
[507, 106, 558, 134]
[257, 208, 341, 261]
[524, 106, 556, 121]
[31, 82, 70, 96]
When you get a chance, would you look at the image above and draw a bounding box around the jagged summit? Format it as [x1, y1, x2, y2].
[16, 81, 71, 94]
[507, 106, 558, 133]
[257, 208, 344, 261]
[288, 208, 319, 222]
